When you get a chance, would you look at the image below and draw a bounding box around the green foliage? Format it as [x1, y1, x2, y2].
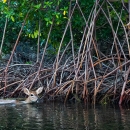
[96, 1, 127, 42]
[0, 0, 128, 54]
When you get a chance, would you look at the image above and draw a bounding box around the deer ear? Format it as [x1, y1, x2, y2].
[36, 87, 43, 95]
[23, 88, 30, 95]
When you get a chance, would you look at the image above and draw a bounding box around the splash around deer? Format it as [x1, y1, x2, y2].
[0, 87, 43, 105]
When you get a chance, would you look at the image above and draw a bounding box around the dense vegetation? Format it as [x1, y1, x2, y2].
[0, 0, 130, 105]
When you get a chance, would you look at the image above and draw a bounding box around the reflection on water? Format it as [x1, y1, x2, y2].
[0, 103, 130, 130]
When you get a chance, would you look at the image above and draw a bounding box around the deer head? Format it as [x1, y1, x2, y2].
[23, 87, 43, 103]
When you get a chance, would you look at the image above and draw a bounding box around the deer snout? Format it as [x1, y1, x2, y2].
[30, 95, 39, 103]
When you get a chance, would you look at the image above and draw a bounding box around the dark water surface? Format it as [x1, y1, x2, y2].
[0, 102, 130, 130]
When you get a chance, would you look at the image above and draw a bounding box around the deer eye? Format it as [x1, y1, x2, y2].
[30, 94, 34, 96]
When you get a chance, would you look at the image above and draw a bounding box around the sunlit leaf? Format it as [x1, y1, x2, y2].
[56, 15, 59, 19]
[49, 21, 53, 24]
[31, 34, 34, 38]
[3, 0, 7, 3]
[63, 17, 67, 19]
[34, 4, 41, 9]
[63, 11, 66, 15]
[34, 30, 38, 38]
[11, 16, 15, 22]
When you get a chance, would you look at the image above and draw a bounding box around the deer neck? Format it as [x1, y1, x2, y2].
[24, 97, 33, 104]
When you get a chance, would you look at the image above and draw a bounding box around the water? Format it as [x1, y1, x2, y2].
[0, 103, 130, 130]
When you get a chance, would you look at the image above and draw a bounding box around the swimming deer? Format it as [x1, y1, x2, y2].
[0, 87, 43, 105]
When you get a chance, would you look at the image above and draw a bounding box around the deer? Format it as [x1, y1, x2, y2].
[0, 87, 43, 105]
